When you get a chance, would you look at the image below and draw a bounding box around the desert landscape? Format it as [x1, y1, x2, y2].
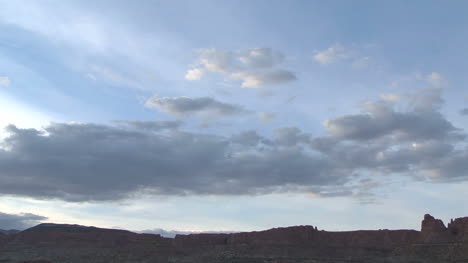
[1, 214, 467, 263]
[2, 1, 468, 263]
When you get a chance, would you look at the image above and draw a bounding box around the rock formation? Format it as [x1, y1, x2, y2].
[1, 214, 468, 262]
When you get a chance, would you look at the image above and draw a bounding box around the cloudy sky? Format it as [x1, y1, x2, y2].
[1, 0, 468, 233]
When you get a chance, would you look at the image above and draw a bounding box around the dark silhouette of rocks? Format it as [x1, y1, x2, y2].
[0, 229, 20, 235]
[1, 214, 468, 262]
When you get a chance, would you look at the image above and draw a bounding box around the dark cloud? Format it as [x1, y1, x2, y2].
[230, 130, 264, 146]
[0, 211, 47, 230]
[324, 89, 464, 142]
[0, 122, 341, 202]
[145, 96, 249, 118]
[1, 89, 467, 202]
[314, 89, 467, 179]
[113, 120, 181, 130]
[273, 127, 311, 147]
[325, 111, 459, 142]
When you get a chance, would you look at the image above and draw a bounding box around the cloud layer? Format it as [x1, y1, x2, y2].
[0, 122, 340, 201]
[0, 89, 466, 202]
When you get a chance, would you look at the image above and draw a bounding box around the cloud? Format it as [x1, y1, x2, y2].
[186, 48, 296, 88]
[184, 68, 205, 80]
[460, 108, 468, 116]
[145, 96, 249, 118]
[230, 130, 264, 146]
[0, 76, 11, 87]
[0, 211, 47, 230]
[323, 89, 461, 142]
[426, 72, 447, 87]
[194, 48, 235, 73]
[313, 44, 351, 64]
[113, 120, 182, 131]
[313, 88, 468, 180]
[258, 112, 277, 122]
[0, 89, 466, 202]
[231, 70, 296, 88]
[0, 122, 343, 201]
[238, 48, 285, 68]
[273, 127, 311, 147]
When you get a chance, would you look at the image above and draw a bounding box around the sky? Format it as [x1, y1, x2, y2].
[1, 0, 468, 234]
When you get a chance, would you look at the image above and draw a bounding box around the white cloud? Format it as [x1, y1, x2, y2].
[185, 68, 205, 80]
[313, 44, 350, 65]
[0, 76, 10, 87]
[238, 48, 284, 68]
[186, 48, 296, 88]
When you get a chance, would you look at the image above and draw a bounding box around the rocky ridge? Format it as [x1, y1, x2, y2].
[0, 214, 468, 262]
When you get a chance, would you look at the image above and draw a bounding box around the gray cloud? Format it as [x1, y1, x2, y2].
[1, 89, 467, 202]
[230, 130, 264, 146]
[231, 70, 296, 88]
[313, 89, 468, 179]
[145, 96, 249, 118]
[0, 122, 342, 202]
[460, 108, 468, 116]
[273, 127, 311, 147]
[186, 48, 296, 88]
[0, 211, 47, 230]
[324, 89, 463, 142]
[114, 120, 182, 130]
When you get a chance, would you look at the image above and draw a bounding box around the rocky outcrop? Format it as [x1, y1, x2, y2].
[228, 225, 317, 246]
[421, 214, 447, 233]
[448, 216, 468, 233]
[1, 214, 468, 263]
[420, 213, 448, 242]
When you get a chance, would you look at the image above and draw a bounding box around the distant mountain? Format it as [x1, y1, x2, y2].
[140, 228, 234, 238]
[0, 229, 20, 235]
[1, 214, 468, 263]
